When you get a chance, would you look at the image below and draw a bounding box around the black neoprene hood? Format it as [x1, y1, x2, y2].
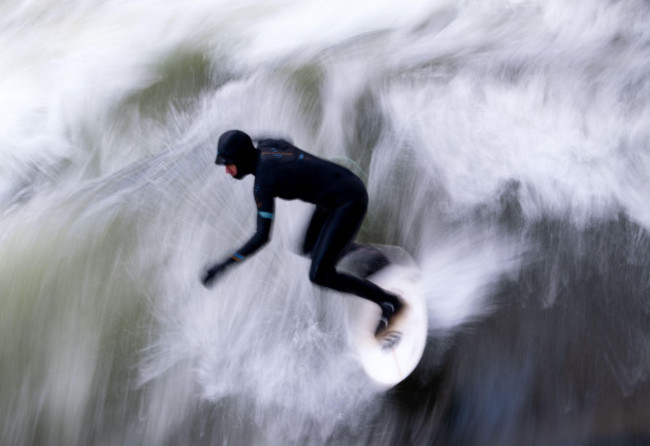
[215, 130, 258, 179]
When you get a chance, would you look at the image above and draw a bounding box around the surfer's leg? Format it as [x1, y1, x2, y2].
[301, 205, 329, 257]
[308, 198, 400, 309]
[303, 207, 389, 273]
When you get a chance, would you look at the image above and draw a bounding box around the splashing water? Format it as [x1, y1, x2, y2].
[2, 0, 650, 444]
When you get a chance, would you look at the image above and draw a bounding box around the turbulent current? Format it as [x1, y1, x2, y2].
[1, 0, 650, 445]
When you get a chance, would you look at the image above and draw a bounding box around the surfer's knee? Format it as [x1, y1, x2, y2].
[301, 242, 313, 258]
[309, 264, 333, 286]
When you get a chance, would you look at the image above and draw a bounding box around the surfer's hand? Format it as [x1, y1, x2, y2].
[201, 262, 227, 288]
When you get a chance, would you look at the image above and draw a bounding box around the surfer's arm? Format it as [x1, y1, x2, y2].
[201, 187, 274, 288]
[215, 190, 274, 264]
[231, 196, 274, 260]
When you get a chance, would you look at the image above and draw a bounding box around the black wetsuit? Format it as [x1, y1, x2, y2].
[228, 138, 396, 306]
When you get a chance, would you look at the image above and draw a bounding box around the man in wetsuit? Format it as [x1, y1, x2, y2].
[201, 130, 402, 335]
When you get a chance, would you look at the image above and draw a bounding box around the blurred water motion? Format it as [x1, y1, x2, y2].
[1, 0, 650, 444]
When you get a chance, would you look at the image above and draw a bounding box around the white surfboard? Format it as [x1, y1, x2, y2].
[344, 246, 428, 388]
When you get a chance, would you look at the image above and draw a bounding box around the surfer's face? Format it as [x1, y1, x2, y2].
[225, 164, 238, 177]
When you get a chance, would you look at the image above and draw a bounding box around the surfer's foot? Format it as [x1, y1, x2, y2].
[375, 297, 404, 337]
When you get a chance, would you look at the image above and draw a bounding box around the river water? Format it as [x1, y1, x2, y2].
[1, 0, 650, 445]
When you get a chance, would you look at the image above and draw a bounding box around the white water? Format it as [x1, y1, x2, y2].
[2, 1, 650, 445]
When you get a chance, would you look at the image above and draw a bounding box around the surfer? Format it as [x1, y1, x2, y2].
[201, 130, 403, 335]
